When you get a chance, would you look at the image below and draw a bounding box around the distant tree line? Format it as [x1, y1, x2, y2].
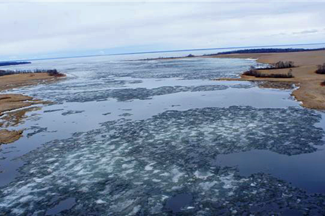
[0, 69, 64, 77]
[206, 48, 325, 56]
[141, 56, 179, 61]
[140, 54, 195, 61]
[243, 66, 293, 78]
[0, 61, 31, 67]
[316, 63, 325, 74]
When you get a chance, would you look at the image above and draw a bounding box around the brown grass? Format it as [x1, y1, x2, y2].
[0, 72, 65, 91]
[243, 69, 293, 78]
[213, 50, 325, 110]
[0, 72, 64, 145]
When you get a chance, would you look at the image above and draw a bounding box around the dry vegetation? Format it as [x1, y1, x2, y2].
[214, 50, 325, 109]
[316, 63, 325, 74]
[320, 81, 325, 86]
[0, 69, 65, 77]
[258, 61, 295, 70]
[243, 66, 293, 78]
[0, 69, 65, 145]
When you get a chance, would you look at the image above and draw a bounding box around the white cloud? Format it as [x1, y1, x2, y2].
[0, 1, 324, 59]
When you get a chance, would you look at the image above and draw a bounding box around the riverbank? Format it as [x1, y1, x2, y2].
[213, 50, 325, 110]
[0, 72, 65, 144]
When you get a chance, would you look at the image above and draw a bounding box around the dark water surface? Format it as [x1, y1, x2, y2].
[216, 147, 325, 193]
[0, 55, 325, 215]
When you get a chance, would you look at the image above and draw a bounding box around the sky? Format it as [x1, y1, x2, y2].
[0, 0, 325, 60]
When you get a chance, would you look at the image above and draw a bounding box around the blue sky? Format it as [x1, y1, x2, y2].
[0, 1, 325, 60]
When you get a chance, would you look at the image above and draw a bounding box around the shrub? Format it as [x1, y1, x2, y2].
[243, 66, 259, 76]
[257, 61, 295, 70]
[243, 67, 293, 78]
[0, 69, 64, 77]
[316, 63, 325, 74]
[46, 69, 65, 77]
[273, 61, 295, 69]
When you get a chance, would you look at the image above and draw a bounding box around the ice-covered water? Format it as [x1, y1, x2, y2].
[1, 55, 325, 215]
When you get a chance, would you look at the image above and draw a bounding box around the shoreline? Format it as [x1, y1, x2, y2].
[212, 50, 325, 110]
[0, 72, 65, 145]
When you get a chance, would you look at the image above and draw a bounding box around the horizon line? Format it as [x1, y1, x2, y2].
[2, 42, 325, 62]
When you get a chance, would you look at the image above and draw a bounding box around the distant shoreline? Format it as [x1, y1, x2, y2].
[0, 61, 31, 67]
[205, 47, 325, 55]
[136, 47, 325, 61]
[3, 42, 325, 62]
